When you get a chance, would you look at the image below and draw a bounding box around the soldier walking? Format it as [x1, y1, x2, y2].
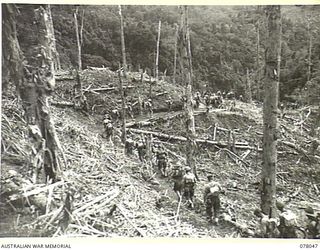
[136, 138, 147, 162]
[103, 114, 113, 142]
[182, 166, 196, 208]
[156, 146, 169, 177]
[203, 175, 223, 224]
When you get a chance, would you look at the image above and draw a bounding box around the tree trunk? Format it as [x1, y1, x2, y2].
[178, 6, 197, 179]
[277, 13, 282, 103]
[310, 106, 320, 155]
[149, 74, 152, 99]
[118, 70, 126, 144]
[80, 9, 85, 48]
[137, 91, 143, 116]
[261, 5, 281, 218]
[46, 5, 61, 70]
[119, 5, 127, 78]
[246, 68, 252, 103]
[186, 20, 193, 81]
[3, 4, 61, 183]
[155, 20, 161, 81]
[74, 7, 82, 71]
[307, 16, 312, 83]
[146, 134, 153, 165]
[2, 4, 24, 93]
[173, 23, 178, 85]
[256, 21, 261, 101]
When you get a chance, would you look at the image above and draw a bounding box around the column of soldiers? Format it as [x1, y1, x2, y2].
[121, 132, 320, 236]
[122, 128, 320, 236]
[202, 90, 241, 112]
[99, 89, 227, 225]
[99, 90, 319, 238]
[202, 91, 224, 113]
[101, 95, 155, 143]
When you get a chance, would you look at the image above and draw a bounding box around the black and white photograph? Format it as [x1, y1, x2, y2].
[1, 3, 320, 243]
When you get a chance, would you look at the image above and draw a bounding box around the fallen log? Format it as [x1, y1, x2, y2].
[9, 181, 65, 202]
[153, 92, 168, 97]
[86, 66, 111, 71]
[54, 74, 75, 81]
[126, 111, 183, 128]
[127, 128, 186, 141]
[126, 120, 154, 128]
[55, 76, 75, 81]
[127, 128, 256, 150]
[84, 85, 136, 93]
[73, 189, 119, 215]
[50, 100, 74, 107]
[197, 138, 254, 149]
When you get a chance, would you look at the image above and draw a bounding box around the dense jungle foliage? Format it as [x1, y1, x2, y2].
[14, 5, 320, 100]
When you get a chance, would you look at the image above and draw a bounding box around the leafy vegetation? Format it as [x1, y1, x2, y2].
[14, 5, 320, 100]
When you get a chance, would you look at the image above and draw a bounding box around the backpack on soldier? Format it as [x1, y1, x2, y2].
[172, 166, 182, 178]
[184, 173, 195, 185]
[209, 186, 220, 197]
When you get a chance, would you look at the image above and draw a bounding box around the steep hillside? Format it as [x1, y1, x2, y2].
[1, 69, 319, 237]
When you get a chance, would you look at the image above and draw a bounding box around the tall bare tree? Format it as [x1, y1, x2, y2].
[186, 20, 193, 82]
[256, 20, 261, 101]
[74, 7, 83, 71]
[119, 5, 127, 78]
[310, 106, 320, 155]
[261, 5, 281, 217]
[118, 69, 126, 144]
[177, 6, 197, 178]
[246, 68, 252, 103]
[278, 13, 282, 101]
[3, 4, 62, 183]
[173, 23, 179, 85]
[2, 4, 23, 92]
[155, 20, 161, 81]
[47, 5, 61, 70]
[306, 14, 312, 84]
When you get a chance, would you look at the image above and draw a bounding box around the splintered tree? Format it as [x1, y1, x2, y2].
[3, 4, 62, 183]
[246, 68, 252, 103]
[119, 5, 127, 78]
[118, 69, 126, 144]
[173, 23, 179, 85]
[261, 5, 281, 218]
[310, 105, 320, 155]
[155, 20, 161, 81]
[47, 5, 61, 70]
[306, 14, 312, 84]
[74, 6, 84, 71]
[177, 6, 197, 178]
[2, 4, 22, 92]
[256, 20, 261, 101]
